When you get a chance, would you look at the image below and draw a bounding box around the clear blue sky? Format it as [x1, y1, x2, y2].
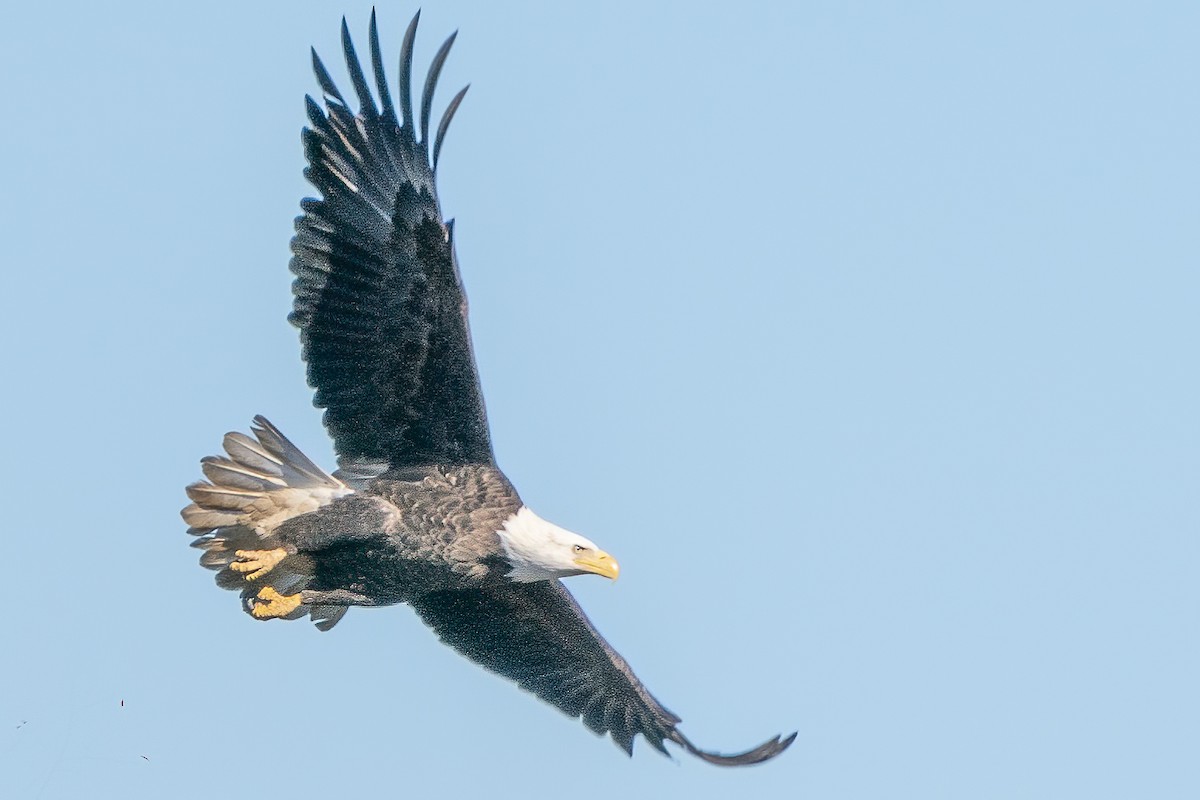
[1, 1, 1196, 798]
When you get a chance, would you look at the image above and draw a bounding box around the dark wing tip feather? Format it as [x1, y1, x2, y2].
[398, 10, 421, 134]
[340, 17, 377, 117]
[420, 30, 459, 150]
[304, 94, 325, 127]
[368, 8, 396, 122]
[311, 48, 346, 107]
[433, 84, 469, 171]
[670, 730, 797, 767]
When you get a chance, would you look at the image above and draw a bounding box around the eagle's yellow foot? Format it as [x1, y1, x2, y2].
[231, 547, 288, 581]
[249, 586, 302, 619]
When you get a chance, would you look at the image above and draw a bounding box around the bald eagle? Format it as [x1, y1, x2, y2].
[183, 11, 795, 767]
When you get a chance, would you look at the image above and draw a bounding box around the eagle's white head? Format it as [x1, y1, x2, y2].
[496, 506, 620, 583]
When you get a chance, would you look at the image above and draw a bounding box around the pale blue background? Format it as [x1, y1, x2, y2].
[1, 1, 1196, 798]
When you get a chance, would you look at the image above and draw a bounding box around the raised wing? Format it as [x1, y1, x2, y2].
[290, 11, 491, 473]
[410, 580, 796, 766]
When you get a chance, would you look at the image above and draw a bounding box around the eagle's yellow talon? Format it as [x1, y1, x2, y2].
[250, 586, 302, 619]
[231, 547, 288, 581]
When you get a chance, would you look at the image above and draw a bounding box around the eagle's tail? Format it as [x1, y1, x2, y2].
[182, 416, 352, 629]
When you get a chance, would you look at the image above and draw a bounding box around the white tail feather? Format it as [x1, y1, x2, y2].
[182, 418, 352, 536]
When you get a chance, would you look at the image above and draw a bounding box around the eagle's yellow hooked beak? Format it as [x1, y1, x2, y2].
[574, 549, 620, 580]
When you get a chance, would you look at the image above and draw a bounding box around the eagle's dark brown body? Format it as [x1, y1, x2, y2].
[283, 466, 521, 606]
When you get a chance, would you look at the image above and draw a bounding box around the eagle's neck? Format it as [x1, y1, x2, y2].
[495, 506, 578, 582]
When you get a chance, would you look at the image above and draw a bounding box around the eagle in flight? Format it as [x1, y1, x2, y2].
[182, 10, 795, 767]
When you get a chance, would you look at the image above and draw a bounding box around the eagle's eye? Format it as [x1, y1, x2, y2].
[573, 544, 585, 553]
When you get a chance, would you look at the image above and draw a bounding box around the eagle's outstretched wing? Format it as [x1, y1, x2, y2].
[290, 11, 489, 474]
[410, 580, 797, 765]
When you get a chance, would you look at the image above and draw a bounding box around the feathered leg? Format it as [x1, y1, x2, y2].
[295, 589, 379, 632]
